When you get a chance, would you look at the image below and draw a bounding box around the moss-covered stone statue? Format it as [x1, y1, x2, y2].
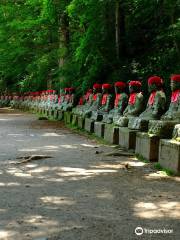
[162, 74, 180, 121]
[63, 87, 77, 112]
[84, 83, 102, 118]
[129, 76, 166, 130]
[115, 80, 144, 127]
[103, 81, 128, 124]
[91, 83, 114, 121]
[149, 74, 180, 138]
[58, 88, 70, 110]
[73, 89, 93, 116]
[139, 76, 166, 120]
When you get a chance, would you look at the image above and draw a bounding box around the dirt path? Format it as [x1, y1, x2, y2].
[0, 108, 179, 240]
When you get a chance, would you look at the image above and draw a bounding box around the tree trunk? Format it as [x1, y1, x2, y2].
[59, 13, 70, 82]
[115, 0, 126, 60]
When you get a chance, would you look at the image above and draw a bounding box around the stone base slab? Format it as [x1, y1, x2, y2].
[85, 118, 94, 133]
[64, 112, 72, 124]
[94, 122, 105, 138]
[119, 127, 137, 150]
[72, 114, 78, 126]
[135, 132, 159, 162]
[159, 139, 180, 173]
[53, 110, 58, 119]
[78, 116, 85, 129]
[57, 110, 64, 121]
[104, 124, 119, 144]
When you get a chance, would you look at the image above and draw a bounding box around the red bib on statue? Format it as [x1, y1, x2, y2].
[102, 94, 108, 105]
[148, 92, 156, 105]
[93, 94, 97, 101]
[128, 93, 136, 105]
[115, 94, 121, 107]
[171, 90, 179, 103]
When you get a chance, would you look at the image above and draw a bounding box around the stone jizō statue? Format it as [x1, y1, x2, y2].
[91, 83, 114, 121]
[162, 74, 180, 121]
[139, 76, 166, 120]
[103, 81, 128, 124]
[116, 80, 144, 127]
[84, 83, 102, 118]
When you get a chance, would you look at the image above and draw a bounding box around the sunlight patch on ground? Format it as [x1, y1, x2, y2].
[40, 196, 75, 205]
[134, 201, 180, 219]
[96, 191, 114, 200]
[0, 209, 6, 213]
[143, 171, 171, 180]
[6, 167, 32, 178]
[0, 182, 20, 187]
[58, 167, 117, 177]
[41, 132, 65, 137]
[8, 134, 24, 137]
[0, 230, 16, 240]
[59, 145, 78, 149]
[0, 118, 12, 121]
[80, 143, 99, 148]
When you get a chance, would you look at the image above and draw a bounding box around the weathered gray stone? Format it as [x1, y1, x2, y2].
[128, 117, 149, 131]
[94, 122, 105, 138]
[148, 120, 177, 138]
[64, 112, 73, 124]
[49, 110, 54, 119]
[85, 118, 94, 133]
[159, 139, 180, 173]
[135, 132, 159, 162]
[104, 124, 119, 144]
[54, 110, 58, 119]
[119, 127, 137, 150]
[57, 110, 64, 121]
[78, 116, 85, 129]
[72, 114, 78, 126]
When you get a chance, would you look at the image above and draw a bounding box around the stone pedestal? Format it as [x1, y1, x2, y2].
[94, 122, 105, 138]
[78, 116, 85, 129]
[104, 124, 119, 144]
[54, 110, 58, 119]
[64, 112, 72, 124]
[57, 110, 64, 121]
[159, 139, 180, 173]
[44, 109, 49, 117]
[135, 132, 160, 162]
[128, 117, 149, 131]
[49, 109, 54, 119]
[85, 118, 94, 133]
[119, 127, 137, 150]
[148, 120, 178, 138]
[72, 114, 78, 126]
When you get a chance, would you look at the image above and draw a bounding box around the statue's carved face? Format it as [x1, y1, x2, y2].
[115, 86, 123, 94]
[148, 83, 158, 93]
[171, 81, 180, 91]
[102, 88, 108, 94]
[129, 85, 139, 93]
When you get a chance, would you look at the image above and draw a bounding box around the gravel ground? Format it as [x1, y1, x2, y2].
[0, 108, 179, 240]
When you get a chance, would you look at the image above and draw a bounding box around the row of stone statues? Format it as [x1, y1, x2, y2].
[74, 75, 179, 128]
[0, 75, 179, 126]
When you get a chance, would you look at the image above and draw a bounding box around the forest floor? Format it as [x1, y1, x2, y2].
[0, 108, 179, 240]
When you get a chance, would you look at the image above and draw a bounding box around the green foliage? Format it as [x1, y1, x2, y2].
[0, 0, 179, 94]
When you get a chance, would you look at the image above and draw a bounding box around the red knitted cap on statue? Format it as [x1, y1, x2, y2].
[69, 87, 75, 92]
[115, 81, 126, 88]
[148, 76, 163, 86]
[129, 81, 142, 87]
[93, 83, 102, 89]
[87, 89, 93, 93]
[171, 74, 180, 82]
[102, 83, 111, 89]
